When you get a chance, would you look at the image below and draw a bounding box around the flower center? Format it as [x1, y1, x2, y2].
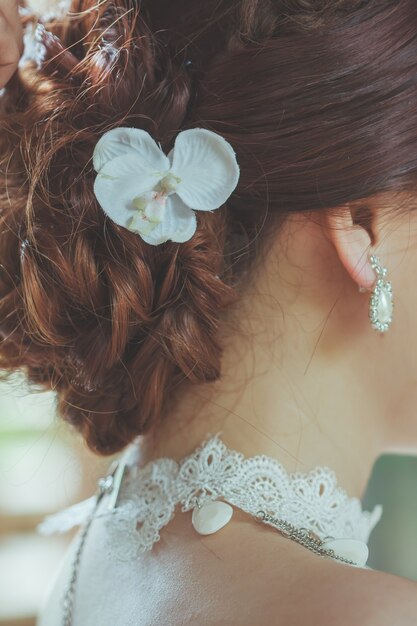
[154, 172, 181, 196]
[132, 192, 164, 224]
[129, 173, 181, 236]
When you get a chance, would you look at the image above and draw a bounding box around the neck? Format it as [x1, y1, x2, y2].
[140, 214, 390, 500]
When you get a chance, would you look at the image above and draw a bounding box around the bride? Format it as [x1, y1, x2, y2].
[1, 0, 417, 623]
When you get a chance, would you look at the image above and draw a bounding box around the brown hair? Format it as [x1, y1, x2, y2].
[0, 0, 416, 454]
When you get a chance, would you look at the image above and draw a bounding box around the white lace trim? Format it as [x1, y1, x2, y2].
[38, 431, 383, 562]
[103, 432, 383, 560]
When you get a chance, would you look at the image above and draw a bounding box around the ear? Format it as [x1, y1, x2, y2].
[323, 206, 377, 291]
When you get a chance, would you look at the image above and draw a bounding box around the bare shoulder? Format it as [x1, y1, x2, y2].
[37, 504, 417, 626]
[280, 549, 417, 626]
[155, 508, 417, 626]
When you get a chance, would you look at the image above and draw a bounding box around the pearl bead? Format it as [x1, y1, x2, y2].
[377, 287, 393, 324]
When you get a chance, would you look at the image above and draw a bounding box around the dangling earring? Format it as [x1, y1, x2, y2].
[363, 254, 394, 333]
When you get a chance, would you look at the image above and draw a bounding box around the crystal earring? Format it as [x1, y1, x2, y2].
[362, 254, 394, 333]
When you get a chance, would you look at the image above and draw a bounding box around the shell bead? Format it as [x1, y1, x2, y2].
[321, 538, 369, 567]
[191, 500, 234, 535]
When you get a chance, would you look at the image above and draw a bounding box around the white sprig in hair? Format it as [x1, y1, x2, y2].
[92, 127, 240, 246]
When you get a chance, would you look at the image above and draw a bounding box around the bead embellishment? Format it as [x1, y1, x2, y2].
[368, 254, 393, 333]
[321, 538, 369, 567]
[192, 499, 234, 535]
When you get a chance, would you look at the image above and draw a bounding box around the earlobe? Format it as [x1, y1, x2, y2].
[323, 208, 377, 290]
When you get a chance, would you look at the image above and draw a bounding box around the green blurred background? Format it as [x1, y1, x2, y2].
[0, 375, 117, 626]
[0, 374, 416, 626]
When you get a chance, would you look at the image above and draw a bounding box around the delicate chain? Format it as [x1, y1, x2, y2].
[61, 473, 116, 626]
[255, 510, 357, 566]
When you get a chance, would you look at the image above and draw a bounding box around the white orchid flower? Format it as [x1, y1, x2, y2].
[92, 127, 240, 246]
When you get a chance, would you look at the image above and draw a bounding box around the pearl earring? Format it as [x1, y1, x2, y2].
[365, 254, 394, 333]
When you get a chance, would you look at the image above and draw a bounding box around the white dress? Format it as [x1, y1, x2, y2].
[36, 432, 384, 626]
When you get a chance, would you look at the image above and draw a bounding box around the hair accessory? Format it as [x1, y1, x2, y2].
[92, 127, 240, 246]
[367, 254, 394, 333]
[19, 22, 47, 70]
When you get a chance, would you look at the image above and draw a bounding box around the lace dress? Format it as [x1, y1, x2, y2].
[36, 432, 384, 626]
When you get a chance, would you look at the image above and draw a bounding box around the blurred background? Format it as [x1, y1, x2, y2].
[0, 375, 118, 626]
[0, 374, 416, 626]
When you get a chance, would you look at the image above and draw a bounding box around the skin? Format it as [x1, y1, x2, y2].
[132, 193, 417, 622]
[0, 0, 23, 88]
[38, 504, 417, 625]
[143, 194, 417, 499]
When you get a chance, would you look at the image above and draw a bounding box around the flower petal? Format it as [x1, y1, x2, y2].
[94, 154, 161, 228]
[169, 195, 197, 243]
[139, 196, 197, 246]
[170, 128, 240, 212]
[93, 127, 170, 173]
[128, 211, 160, 237]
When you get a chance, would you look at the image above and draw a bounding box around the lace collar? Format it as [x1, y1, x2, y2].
[38, 431, 383, 562]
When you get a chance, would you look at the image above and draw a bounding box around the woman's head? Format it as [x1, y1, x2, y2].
[1, 0, 417, 455]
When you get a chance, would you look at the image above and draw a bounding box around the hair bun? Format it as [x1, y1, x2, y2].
[1, 0, 415, 455]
